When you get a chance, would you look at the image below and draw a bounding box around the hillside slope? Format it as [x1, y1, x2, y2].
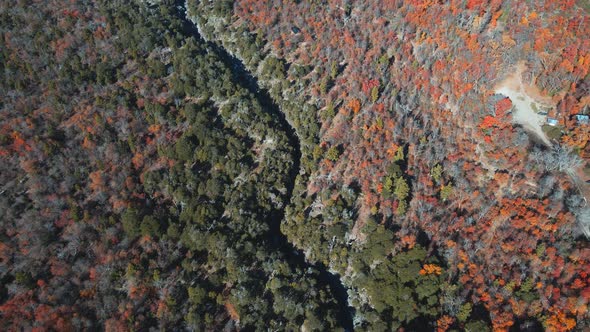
[190, 0, 590, 330]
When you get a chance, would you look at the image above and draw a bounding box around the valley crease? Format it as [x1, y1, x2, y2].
[169, 1, 355, 329]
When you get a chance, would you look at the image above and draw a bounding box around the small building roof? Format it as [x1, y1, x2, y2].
[546, 118, 559, 126]
[574, 114, 589, 124]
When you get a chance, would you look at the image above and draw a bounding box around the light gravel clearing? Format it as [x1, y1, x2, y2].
[495, 66, 553, 146]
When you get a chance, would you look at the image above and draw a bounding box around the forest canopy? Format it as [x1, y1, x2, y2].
[1, 0, 589, 331]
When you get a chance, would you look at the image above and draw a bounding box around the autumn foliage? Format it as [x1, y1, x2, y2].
[2, 0, 590, 330]
[215, 0, 590, 329]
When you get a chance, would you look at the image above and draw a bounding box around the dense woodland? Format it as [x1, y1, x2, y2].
[0, 0, 346, 330]
[191, 0, 590, 331]
[1, 0, 589, 331]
